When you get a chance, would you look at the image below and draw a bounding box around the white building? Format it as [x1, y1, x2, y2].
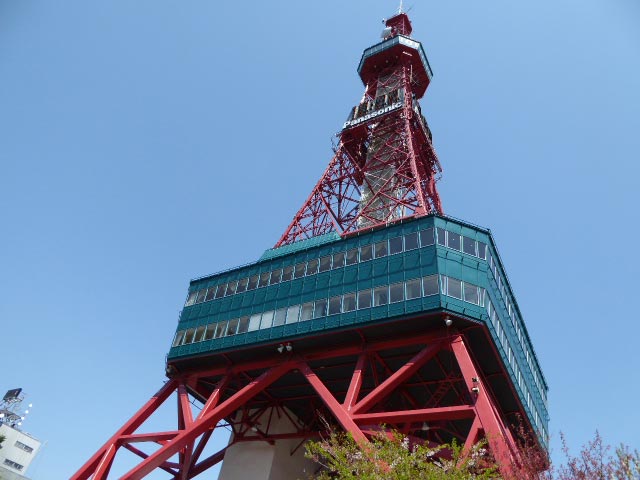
[0, 424, 41, 480]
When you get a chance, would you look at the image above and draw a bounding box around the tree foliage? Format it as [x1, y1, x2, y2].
[305, 430, 497, 480]
[305, 429, 640, 480]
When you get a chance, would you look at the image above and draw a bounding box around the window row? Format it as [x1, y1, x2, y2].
[486, 296, 548, 441]
[440, 275, 485, 307]
[4, 459, 24, 471]
[184, 228, 437, 307]
[173, 274, 486, 349]
[485, 249, 546, 405]
[436, 227, 487, 260]
[14, 440, 34, 454]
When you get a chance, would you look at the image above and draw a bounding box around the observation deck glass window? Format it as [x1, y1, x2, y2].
[463, 237, 476, 256]
[306, 258, 319, 275]
[273, 308, 287, 327]
[237, 316, 250, 334]
[226, 318, 239, 335]
[328, 296, 342, 315]
[420, 227, 434, 247]
[247, 275, 259, 291]
[389, 282, 404, 303]
[204, 324, 216, 341]
[374, 241, 388, 258]
[185, 291, 197, 306]
[196, 290, 207, 303]
[214, 321, 227, 338]
[332, 251, 346, 268]
[226, 281, 238, 296]
[346, 248, 359, 265]
[464, 284, 479, 305]
[215, 285, 226, 299]
[423, 275, 439, 296]
[248, 314, 261, 332]
[319, 255, 332, 272]
[301, 302, 314, 321]
[406, 278, 421, 299]
[270, 269, 283, 285]
[258, 272, 271, 288]
[237, 278, 249, 293]
[294, 263, 306, 279]
[373, 286, 389, 306]
[389, 236, 403, 254]
[260, 311, 274, 329]
[343, 293, 356, 312]
[194, 326, 206, 342]
[172, 331, 185, 347]
[286, 305, 300, 324]
[282, 266, 294, 282]
[358, 289, 372, 309]
[184, 328, 196, 344]
[404, 232, 419, 250]
[447, 232, 461, 251]
[477, 241, 487, 259]
[204, 287, 216, 302]
[447, 277, 462, 299]
[360, 244, 373, 262]
[314, 299, 328, 318]
[436, 228, 446, 246]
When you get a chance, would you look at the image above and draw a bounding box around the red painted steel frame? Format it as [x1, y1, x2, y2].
[73, 333, 520, 479]
[275, 18, 442, 247]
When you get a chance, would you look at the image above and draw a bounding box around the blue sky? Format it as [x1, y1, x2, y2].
[1, 1, 638, 478]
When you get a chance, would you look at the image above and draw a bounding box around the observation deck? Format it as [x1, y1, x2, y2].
[167, 215, 549, 447]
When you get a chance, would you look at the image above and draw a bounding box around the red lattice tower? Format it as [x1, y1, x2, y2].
[277, 13, 443, 247]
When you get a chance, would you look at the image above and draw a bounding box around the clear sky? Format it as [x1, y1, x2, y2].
[1, 1, 639, 478]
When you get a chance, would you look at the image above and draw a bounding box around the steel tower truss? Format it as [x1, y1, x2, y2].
[276, 27, 443, 247]
[72, 331, 521, 479]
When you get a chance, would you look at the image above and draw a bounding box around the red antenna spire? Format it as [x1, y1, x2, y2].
[276, 12, 443, 247]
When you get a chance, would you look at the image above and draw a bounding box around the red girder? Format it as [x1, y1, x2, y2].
[73, 332, 521, 479]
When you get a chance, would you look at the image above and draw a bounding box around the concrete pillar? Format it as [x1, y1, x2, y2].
[217, 408, 317, 480]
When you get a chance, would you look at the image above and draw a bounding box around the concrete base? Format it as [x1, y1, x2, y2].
[217, 408, 317, 480]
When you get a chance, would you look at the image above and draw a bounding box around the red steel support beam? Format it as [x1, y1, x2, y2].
[298, 362, 368, 445]
[71, 379, 179, 480]
[351, 342, 442, 415]
[120, 362, 293, 480]
[450, 335, 518, 475]
[352, 405, 475, 425]
[343, 352, 366, 411]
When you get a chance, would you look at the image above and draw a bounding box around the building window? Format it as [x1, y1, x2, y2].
[314, 299, 327, 318]
[3, 459, 24, 471]
[360, 244, 373, 262]
[422, 275, 439, 296]
[332, 251, 346, 269]
[273, 308, 287, 327]
[342, 293, 356, 312]
[447, 232, 461, 251]
[446, 277, 463, 299]
[14, 441, 34, 454]
[404, 232, 419, 250]
[389, 282, 404, 303]
[374, 241, 388, 258]
[463, 237, 476, 256]
[405, 278, 421, 300]
[419, 227, 434, 247]
[306, 258, 319, 275]
[358, 289, 372, 309]
[389, 236, 403, 254]
[300, 302, 315, 321]
[373, 286, 389, 306]
[328, 296, 342, 315]
[319, 255, 332, 272]
[345, 248, 359, 265]
[293, 263, 306, 279]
